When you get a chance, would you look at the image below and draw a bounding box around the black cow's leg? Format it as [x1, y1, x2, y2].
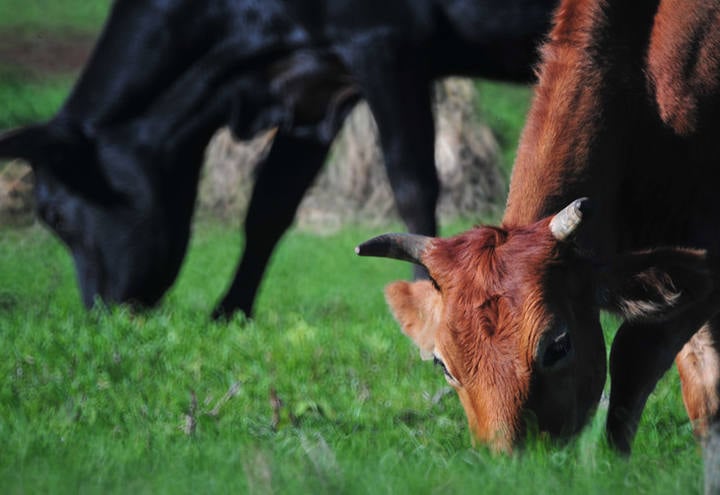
[212, 132, 331, 320]
[341, 42, 439, 280]
[606, 294, 720, 454]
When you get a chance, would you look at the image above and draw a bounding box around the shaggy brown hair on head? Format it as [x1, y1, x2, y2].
[423, 220, 561, 380]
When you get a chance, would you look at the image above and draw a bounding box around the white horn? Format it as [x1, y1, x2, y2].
[549, 198, 590, 241]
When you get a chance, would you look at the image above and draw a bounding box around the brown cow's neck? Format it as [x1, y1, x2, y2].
[503, 0, 660, 249]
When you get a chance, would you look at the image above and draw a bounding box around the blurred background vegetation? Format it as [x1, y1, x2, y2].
[0, 0, 109, 128]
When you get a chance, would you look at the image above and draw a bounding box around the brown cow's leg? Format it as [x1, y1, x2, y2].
[676, 321, 720, 437]
[676, 318, 720, 495]
[606, 294, 720, 454]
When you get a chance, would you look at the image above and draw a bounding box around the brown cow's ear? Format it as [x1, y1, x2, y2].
[599, 248, 713, 322]
[385, 280, 443, 360]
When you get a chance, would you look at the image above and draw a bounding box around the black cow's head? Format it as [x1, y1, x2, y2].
[0, 119, 195, 308]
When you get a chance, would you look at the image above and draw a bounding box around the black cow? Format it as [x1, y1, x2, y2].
[0, 0, 556, 318]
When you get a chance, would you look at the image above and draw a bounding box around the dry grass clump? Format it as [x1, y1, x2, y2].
[0, 161, 34, 227]
[198, 129, 275, 222]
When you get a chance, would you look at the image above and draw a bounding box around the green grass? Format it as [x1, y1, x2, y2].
[0, 71, 73, 129]
[0, 221, 704, 494]
[0, 0, 109, 131]
[0, 0, 110, 33]
[474, 80, 534, 179]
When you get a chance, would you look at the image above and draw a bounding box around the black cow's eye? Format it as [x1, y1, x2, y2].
[43, 207, 59, 227]
[54, 213, 67, 232]
[41, 206, 74, 239]
[48, 210, 68, 233]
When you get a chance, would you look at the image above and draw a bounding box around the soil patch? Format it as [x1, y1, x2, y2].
[0, 29, 96, 76]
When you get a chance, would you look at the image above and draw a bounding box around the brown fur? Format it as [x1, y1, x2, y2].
[677, 323, 720, 435]
[648, 0, 720, 136]
[506, 0, 606, 226]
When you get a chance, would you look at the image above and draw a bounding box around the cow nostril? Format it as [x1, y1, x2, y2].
[541, 331, 573, 369]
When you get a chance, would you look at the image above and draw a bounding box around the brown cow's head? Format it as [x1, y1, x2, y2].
[357, 198, 711, 451]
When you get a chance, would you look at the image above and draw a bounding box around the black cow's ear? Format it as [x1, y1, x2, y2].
[0, 124, 54, 166]
[598, 247, 713, 322]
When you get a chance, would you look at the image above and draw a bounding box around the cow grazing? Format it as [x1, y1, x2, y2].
[357, 0, 720, 477]
[0, 0, 556, 318]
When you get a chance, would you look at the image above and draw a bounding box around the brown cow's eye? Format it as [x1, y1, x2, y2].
[542, 331, 573, 369]
[433, 355, 457, 384]
[433, 356, 446, 372]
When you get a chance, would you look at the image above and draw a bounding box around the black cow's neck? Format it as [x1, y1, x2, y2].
[59, 0, 292, 131]
[60, 1, 222, 129]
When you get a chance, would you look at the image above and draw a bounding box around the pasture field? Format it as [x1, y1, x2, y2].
[0, 221, 705, 494]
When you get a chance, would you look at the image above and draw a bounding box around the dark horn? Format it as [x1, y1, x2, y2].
[355, 233, 434, 266]
[549, 197, 590, 241]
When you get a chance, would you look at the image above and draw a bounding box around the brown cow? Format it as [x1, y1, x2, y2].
[357, 0, 720, 483]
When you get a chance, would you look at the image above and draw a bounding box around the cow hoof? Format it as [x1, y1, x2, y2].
[211, 304, 251, 323]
